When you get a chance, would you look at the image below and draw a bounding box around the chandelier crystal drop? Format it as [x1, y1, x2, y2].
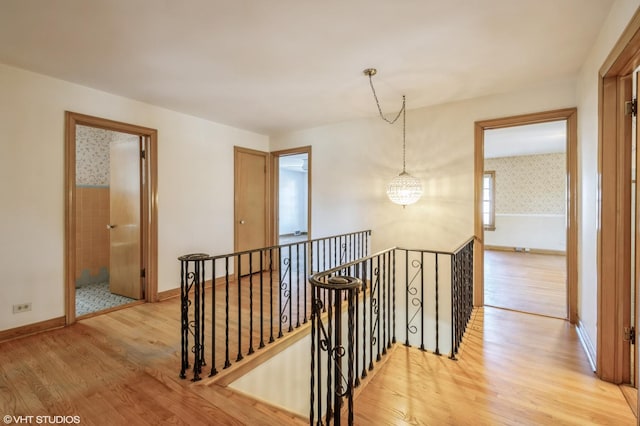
[386, 171, 423, 206]
[364, 68, 423, 207]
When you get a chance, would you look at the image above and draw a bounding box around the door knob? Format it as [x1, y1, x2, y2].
[107, 224, 117, 229]
[240, 220, 246, 224]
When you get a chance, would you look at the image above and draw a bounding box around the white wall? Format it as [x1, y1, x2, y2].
[0, 63, 268, 331]
[575, 0, 640, 354]
[271, 78, 576, 254]
[486, 214, 566, 252]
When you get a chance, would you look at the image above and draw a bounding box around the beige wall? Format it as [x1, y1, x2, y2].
[0, 63, 268, 331]
[271, 78, 576, 254]
[2, 0, 640, 356]
[575, 0, 640, 356]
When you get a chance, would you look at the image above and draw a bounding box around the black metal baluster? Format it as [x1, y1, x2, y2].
[323, 239, 327, 312]
[236, 254, 243, 362]
[248, 253, 254, 355]
[210, 259, 218, 376]
[333, 288, 342, 425]
[386, 251, 392, 350]
[361, 259, 368, 379]
[392, 249, 396, 344]
[278, 246, 283, 338]
[179, 259, 188, 379]
[200, 259, 207, 370]
[405, 250, 409, 346]
[288, 245, 294, 332]
[420, 252, 425, 351]
[347, 286, 356, 426]
[369, 257, 375, 370]
[304, 241, 309, 324]
[296, 243, 300, 328]
[269, 248, 275, 343]
[326, 288, 333, 422]
[224, 257, 231, 368]
[192, 259, 202, 381]
[382, 252, 386, 355]
[354, 262, 360, 388]
[259, 253, 265, 349]
[434, 253, 440, 355]
[376, 255, 381, 362]
[450, 252, 457, 360]
[316, 286, 323, 425]
[310, 283, 317, 426]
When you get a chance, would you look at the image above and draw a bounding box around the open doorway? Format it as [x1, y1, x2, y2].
[483, 121, 568, 319]
[65, 112, 158, 324]
[271, 147, 311, 245]
[474, 108, 578, 324]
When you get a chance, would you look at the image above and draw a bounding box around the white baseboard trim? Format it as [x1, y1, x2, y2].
[576, 318, 596, 373]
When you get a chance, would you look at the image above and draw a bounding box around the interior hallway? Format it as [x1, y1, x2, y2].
[0, 291, 635, 424]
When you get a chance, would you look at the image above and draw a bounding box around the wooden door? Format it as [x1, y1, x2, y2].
[234, 147, 268, 276]
[109, 137, 142, 299]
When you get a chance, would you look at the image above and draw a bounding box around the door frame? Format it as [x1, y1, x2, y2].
[64, 111, 158, 325]
[474, 108, 578, 325]
[598, 7, 640, 384]
[270, 146, 312, 244]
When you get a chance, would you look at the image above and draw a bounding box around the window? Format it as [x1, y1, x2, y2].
[483, 171, 495, 231]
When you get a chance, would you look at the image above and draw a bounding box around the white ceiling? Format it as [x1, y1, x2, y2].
[0, 0, 614, 135]
[484, 120, 567, 158]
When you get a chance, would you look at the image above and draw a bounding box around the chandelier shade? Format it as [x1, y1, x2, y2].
[364, 68, 423, 207]
[386, 171, 423, 206]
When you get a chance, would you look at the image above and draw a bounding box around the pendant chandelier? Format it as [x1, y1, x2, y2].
[364, 68, 423, 207]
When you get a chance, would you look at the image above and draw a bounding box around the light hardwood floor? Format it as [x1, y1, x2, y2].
[484, 249, 567, 318]
[352, 307, 636, 425]
[1, 286, 635, 425]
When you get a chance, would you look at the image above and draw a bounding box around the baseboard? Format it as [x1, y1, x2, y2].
[484, 245, 566, 256]
[0, 316, 66, 342]
[575, 318, 597, 372]
[158, 276, 230, 301]
[157, 287, 181, 300]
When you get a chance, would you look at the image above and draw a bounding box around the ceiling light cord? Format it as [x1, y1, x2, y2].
[366, 73, 407, 173]
[364, 67, 422, 207]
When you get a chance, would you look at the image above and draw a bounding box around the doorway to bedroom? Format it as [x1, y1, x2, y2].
[272, 147, 311, 245]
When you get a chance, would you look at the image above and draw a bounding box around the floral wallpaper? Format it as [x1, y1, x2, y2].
[75, 125, 138, 186]
[484, 152, 565, 215]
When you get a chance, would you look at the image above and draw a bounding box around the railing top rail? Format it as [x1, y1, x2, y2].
[178, 229, 372, 262]
[309, 235, 475, 283]
[309, 247, 397, 282]
[396, 236, 476, 257]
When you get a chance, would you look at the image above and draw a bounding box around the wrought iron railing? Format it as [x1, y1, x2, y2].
[309, 237, 475, 425]
[178, 230, 372, 381]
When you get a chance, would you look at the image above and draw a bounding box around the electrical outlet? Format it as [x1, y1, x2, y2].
[12, 303, 31, 314]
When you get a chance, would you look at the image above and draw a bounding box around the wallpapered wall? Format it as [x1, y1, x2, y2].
[485, 152, 566, 215]
[76, 125, 138, 186]
[484, 152, 566, 252]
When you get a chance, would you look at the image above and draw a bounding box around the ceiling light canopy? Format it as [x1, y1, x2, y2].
[364, 68, 423, 207]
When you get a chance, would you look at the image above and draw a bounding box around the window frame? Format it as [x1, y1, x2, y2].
[482, 170, 496, 231]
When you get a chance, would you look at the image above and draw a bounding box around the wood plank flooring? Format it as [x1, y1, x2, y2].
[351, 307, 635, 425]
[484, 250, 567, 318]
[1, 280, 635, 425]
[0, 295, 306, 426]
